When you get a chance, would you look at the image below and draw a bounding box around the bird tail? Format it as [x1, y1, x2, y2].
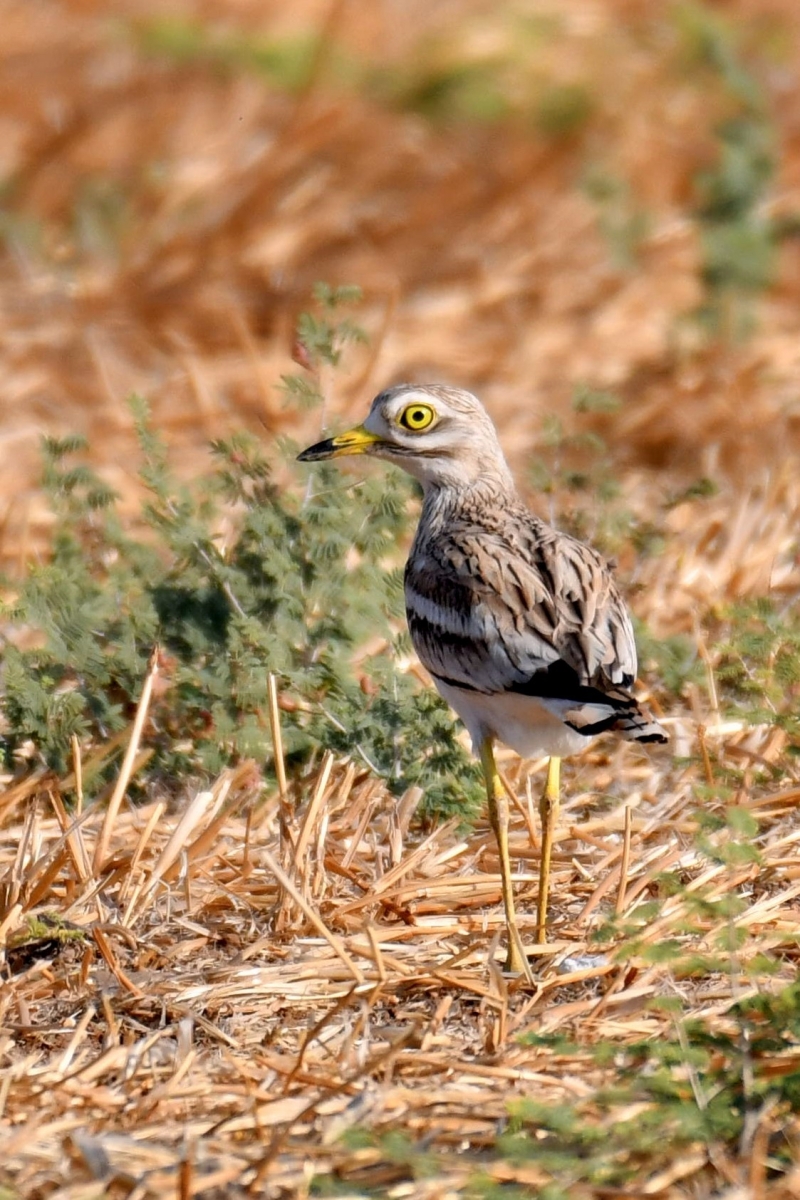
[613, 703, 668, 745]
[563, 685, 668, 744]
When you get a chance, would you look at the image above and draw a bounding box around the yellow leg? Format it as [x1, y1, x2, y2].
[536, 756, 561, 943]
[480, 738, 532, 979]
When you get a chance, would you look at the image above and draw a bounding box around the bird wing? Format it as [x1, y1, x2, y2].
[405, 517, 638, 702]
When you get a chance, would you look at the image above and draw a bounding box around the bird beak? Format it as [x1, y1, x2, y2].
[297, 424, 381, 462]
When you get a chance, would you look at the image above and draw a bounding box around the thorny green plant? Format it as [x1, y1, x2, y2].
[527, 385, 623, 538]
[674, 1, 783, 337]
[581, 167, 650, 270]
[712, 598, 800, 744]
[504, 972, 800, 1189]
[134, 11, 595, 138]
[526, 384, 675, 565]
[133, 16, 330, 93]
[0, 287, 482, 819]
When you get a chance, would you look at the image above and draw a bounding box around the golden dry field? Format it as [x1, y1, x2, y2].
[2, 1, 800, 1196]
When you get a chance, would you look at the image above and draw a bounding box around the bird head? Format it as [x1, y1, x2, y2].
[297, 383, 513, 492]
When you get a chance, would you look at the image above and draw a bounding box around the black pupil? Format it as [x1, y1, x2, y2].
[410, 409, 424, 424]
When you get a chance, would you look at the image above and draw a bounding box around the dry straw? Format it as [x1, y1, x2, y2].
[3, 0, 800, 1194]
[1, 665, 800, 1194]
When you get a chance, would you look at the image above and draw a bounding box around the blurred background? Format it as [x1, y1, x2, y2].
[3, 0, 800, 574]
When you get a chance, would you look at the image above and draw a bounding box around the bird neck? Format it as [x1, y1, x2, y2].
[420, 467, 518, 512]
[410, 434, 516, 498]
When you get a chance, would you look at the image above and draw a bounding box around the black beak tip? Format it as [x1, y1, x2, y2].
[297, 443, 326, 463]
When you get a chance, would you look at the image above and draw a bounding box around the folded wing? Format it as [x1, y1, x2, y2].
[406, 515, 666, 745]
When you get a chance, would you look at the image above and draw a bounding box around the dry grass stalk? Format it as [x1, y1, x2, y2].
[259, 846, 365, 985]
[70, 734, 83, 815]
[0, 713, 798, 1195]
[92, 646, 160, 872]
[292, 749, 334, 890]
[47, 787, 90, 884]
[615, 802, 633, 915]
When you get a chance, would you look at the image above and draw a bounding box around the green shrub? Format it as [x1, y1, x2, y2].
[0, 287, 482, 818]
[713, 598, 800, 739]
[675, 2, 781, 335]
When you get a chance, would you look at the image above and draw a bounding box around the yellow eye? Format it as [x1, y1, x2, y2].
[398, 403, 435, 432]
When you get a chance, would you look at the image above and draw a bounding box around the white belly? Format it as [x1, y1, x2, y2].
[434, 679, 592, 759]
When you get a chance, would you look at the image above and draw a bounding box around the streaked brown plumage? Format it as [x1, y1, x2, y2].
[405, 485, 663, 745]
[298, 382, 667, 978]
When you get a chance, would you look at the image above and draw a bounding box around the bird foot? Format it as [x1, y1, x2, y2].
[504, 936, 535, 982]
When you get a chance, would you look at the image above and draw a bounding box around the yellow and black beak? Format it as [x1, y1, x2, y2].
[297, 425, 382, 462]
